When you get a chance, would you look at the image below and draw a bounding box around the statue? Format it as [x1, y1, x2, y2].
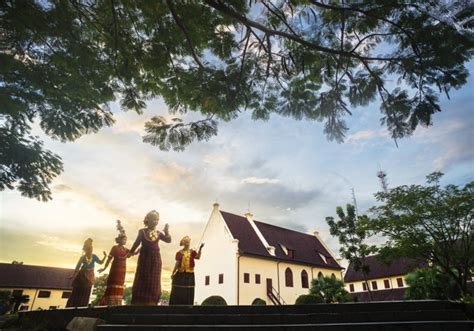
[169, 236, 204, 305]
[66, 238, 106, 307]
[128, 210, 171, 305]
[98, 220, 134, 305]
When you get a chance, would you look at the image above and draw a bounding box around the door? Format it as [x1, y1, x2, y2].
[266, 278, 273, 293]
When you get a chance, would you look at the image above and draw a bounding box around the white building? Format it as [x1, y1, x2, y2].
[0, 263, 74, 311]
[344, 255, 426, 302]
[195, 203, 343, 305]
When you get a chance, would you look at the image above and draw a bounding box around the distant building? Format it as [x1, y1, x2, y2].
[195, 203, 343, 305]
[0, 263, 74, 311]
[344, 255, 426, 301]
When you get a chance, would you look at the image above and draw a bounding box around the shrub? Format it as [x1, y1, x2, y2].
[251, 298, 266, 305]
[201, 295, 227, 306]
[310, 275, 350, 303]
[295, 294, 323, 305]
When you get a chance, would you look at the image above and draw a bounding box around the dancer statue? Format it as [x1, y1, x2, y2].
[169, 236, 204, 305]
[129, 210, 171, 305]
[98, 220, 134, 305]
[66, 238, 106, 307]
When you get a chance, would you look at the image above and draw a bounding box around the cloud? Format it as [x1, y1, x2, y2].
[347, 129, 389, 143]
[36, 235, 82, 253]
[241, 177, 282, 185]
[146, 162, 192, 183]
[414, 118, 474, 170]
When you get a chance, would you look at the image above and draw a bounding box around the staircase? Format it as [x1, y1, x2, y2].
[267, 286, 285, 305]
[15, 300, 474, 330]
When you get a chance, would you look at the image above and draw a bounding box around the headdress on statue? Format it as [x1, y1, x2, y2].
[143, 210, 160, 225]
[180, 236, 191, 246]
[82, 238, 93, 252]
[116, 220, 126, 240]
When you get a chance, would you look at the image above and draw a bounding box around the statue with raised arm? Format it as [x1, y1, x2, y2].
[66, 238, 106, 307]
[169, 236, 204, 305]
[128, 210, 171, 305]
[98, 220, 134, 305]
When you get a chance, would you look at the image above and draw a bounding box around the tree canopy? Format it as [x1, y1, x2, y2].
[326, 204, 376, 300]
[368, 172, 474, 295]
[1, 0, 473, 200]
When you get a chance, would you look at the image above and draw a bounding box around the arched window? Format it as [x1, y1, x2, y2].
[331, 273, 336, 279]
[285, 267, 293, 287]
[317, 272, 323, 279]
[301, 270, 309, 288]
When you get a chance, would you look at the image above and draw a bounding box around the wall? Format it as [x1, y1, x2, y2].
[239, 256, 342, 305]
[1, 287, 71, 311]
[194, 206, 239, 305]
[345, 275, 407, 293]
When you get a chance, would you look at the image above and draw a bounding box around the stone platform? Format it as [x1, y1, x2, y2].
[13, 300, 474, 330]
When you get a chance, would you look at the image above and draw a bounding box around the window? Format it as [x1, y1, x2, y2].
[255, 274, 261, 284]
[362, 282, 367, 291]
[19, 306, 29, 311]
[219, 274, 224, 284]
[244, 273, 250, 283]
[349, 284, 355, 292]
[287, 249, 295, 259]
[12, 290, 23, 296]
[396, 277, 404, 287]
[301, 270, 309, 289]
[317, 272, 323, 279]
[384, 279, 390, 289]
[62, 291, 72, 299]
[49, 306, 57, 309]
[205, 276, 210, 286]
[371, 281, 378, 290]
[38, 290, 51, 298]
[285, 268, 293, 287]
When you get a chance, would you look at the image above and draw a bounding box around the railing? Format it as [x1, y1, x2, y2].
[267, 286, 286, 305]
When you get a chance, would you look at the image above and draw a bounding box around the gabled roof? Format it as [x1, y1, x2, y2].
[344, 255, 427, 282]
[220, 211, 342, 270]
[0, 263, 74, 290]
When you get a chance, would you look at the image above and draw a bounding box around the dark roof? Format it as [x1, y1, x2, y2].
[350, 288, 406, 302]
[344, 255, 427, 282]
[0, 263, 74, 290]
[220, 211, 342, 270]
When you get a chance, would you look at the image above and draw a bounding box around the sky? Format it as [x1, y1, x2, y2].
[0, 60, 473, 291]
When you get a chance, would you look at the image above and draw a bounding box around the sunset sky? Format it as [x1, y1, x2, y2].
[1, 61, 473, 291]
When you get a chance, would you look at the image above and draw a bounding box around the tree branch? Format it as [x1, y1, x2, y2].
[166, 0, 205, 69]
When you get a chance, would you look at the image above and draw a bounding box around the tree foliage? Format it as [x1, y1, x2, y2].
[91, 273, 109, 306]
[326, 204, 376, 300]
[1, 1, 473, 199]
[369, 172, 474, 295]
[404, 267, 459, 300]
[309, 274, 349, 303]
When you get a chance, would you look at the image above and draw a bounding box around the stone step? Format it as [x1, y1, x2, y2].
[92, 300, 464, 315]
[107, 309, 468, 325]
[97, 320, 474, 331]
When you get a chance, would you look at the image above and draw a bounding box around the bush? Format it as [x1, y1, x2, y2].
[295, 294, 323, 305]
[251, 298, 266, 305]
[310, 275, 350, 303]
[201, 296, 227, 306]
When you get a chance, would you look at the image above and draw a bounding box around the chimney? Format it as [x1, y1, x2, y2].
[313, 231, 320, 236]
[244, 212, 253, 221]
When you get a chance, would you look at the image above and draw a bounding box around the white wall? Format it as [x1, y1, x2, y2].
[1, 287, 71, 310]
[194, 205, 239, 305]
[345, 275, 407, 293]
